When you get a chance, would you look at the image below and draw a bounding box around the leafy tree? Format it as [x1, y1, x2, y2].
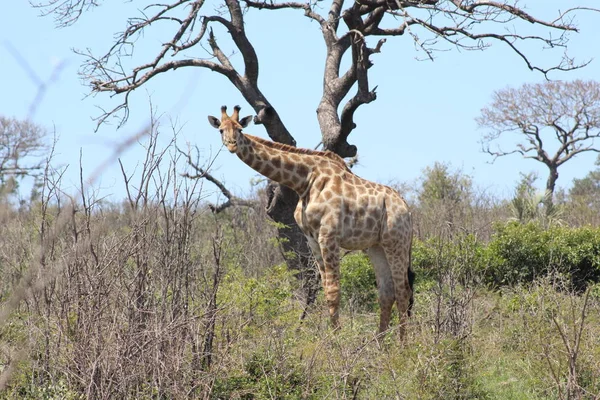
[35, 0, 599, 295]
[418, 162, 472, 208]
[478, 80, 600, 212]
[417, 162, 472, 230]
[570, 155, 600, 201]
[569, 155, 600, 223]
[571, 171, 600, 200]
[0, 116, 47, 195]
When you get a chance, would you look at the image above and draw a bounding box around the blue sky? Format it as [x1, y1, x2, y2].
[1, 1, 599, 204]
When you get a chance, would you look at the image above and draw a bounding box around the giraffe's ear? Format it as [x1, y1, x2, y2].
[239, 115, 253, 128]
[207, 116, 221, 129]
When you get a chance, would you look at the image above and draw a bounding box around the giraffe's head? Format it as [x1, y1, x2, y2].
[207, 105, 253, 153]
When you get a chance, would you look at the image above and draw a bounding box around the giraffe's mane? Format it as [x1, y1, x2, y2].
[244, 133, 352, 172]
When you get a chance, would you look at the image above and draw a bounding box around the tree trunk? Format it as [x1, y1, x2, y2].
[244, 105, 319, 308]
[265, 182, 319, 309]
[545, 165, 559, 215]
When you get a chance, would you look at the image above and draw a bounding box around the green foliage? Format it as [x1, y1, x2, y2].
[340, 253, 377, 312]
[569, 156, 600, 224]
[244, 350, 306, 399]
[212, 350, 308, 399]
[411, 238, 435, 273]
[570, 170, 600, 200]
[590, 282, 600, 301]
[418, 162, 472, 208]
[415, 162, 476, 235]
[5, 168, 600, 399]
[412, 234, 490, 284]
[485, 222, 600, 290]
[411, 239, 438, 292]
[490, 283, 600, 398]
[510, 172, 542, 222]
[509, 172, 563, 225]
[219, 263, 297, 334]
[211, 333, 328, 399]
[0, 117, 47, 192]
[0, 378, 83, 400]
[413, 339, 489, 400]
[411, 222, 600, 292]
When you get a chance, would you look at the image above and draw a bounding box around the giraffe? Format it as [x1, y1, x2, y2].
[208, 105, 414, 339]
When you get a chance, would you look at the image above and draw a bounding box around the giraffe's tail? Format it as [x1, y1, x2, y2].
[407, 245, 415, 317]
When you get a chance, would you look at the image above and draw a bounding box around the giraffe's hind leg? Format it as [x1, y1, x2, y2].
[318, 231, 341, 329]
[382, 241, 412, 341]
[365, 246, 395, 335]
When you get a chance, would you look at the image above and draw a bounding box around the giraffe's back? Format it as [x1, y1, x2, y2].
[295, 159, 410, 251]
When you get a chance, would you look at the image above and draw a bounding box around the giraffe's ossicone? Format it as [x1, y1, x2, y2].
[208, 105, 413, 341]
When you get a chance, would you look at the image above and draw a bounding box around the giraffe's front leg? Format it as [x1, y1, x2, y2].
[306, 236, 326, 285]
[300, 235, 326, 321]
[318, 231, 341, 329]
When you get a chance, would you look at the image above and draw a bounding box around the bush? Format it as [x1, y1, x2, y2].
[410, 223, 600, 292]
[340, 253, 378, 312]
[412, 234, 491, 284]
[413, 339, 489, 400]
[212, 349, 309, 399]
[219, 263, 297, 331]
[485, 222, 600, 290]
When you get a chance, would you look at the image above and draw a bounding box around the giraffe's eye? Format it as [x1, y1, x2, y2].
[219, 129, 224, 134]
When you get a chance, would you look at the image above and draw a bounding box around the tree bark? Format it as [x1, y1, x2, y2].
[545, 165, 559, 214]
[265, 184, 318, 307]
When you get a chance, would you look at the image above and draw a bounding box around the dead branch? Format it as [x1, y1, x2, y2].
[177, 144, 256, 213]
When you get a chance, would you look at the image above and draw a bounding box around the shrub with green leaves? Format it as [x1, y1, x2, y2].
[485, 222, 600, 290]
[340, 253, 378, 312]
[212, 348, 310, 399]
[219, 263, 297, 329]
[412, 234, 490, 284]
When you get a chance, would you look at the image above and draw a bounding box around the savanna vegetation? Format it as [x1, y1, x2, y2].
[31, 0, 600, 310]
[2, 1, 600, 398]
[1, 122, 599, 399]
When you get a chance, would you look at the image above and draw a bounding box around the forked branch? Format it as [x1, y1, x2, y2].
[178, 145, 255, 213]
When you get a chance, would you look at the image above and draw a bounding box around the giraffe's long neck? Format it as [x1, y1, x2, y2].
[235, 133, 313, 194]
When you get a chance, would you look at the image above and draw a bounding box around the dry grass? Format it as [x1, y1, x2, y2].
[1, 131, 599, 399]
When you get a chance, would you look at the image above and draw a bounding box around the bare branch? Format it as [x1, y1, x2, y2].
[101, 57, 230, 92]
[337, 31, 380, 150]
[328, 0, 345, 31]
[177, 145, 255, 213]
[243, 0, 327, 26]
[402, 17, 586, 77]
[32, 0, 101, 27]
[207, 28, 236, 72]
[222, 0, 261, 85]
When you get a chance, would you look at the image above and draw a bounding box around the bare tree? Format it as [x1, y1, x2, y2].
[478, 80, 600, 211]
[0, 116, 47, 193]
[33, 0, 598, 298]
